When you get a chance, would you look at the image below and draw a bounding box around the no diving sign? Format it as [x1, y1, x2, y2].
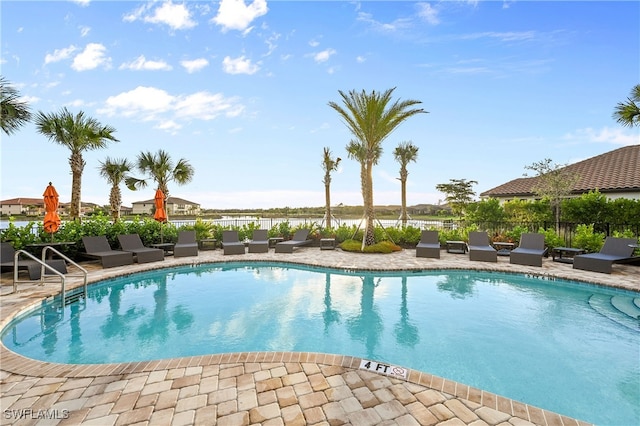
[359, 359, 408, 379]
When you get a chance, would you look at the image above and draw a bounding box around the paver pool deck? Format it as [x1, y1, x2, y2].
[1, 247, 638, 426]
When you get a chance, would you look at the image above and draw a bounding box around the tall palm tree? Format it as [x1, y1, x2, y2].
[321, 147, 341, 230]
[613, 84, 640, 128]
[98, 157, 134, 222]
[329, 88, 426, 247]
[393, 141, 419, 227]
[35, 107, 119, 220]
[1, 76, 31, 136]
[125, 149, 195, 219]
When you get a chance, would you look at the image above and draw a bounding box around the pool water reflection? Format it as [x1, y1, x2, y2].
[2, 262, 639, 425]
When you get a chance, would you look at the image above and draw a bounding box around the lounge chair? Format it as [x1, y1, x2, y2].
[510, 233, 547, 267]
[81, 236, 134, 268]
[1, 242, 67, 280]
[275, 229, 312, 253]
[117, 234, 164, 264]
[573, 237, 638, 274]
[174, 231, 199, 257]
[222, 230, 245, 255]
[468, 231, 497, 262]
[416, 230, 440, 258]
[248, 229, 269, 253]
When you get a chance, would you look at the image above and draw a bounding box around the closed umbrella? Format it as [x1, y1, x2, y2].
[43, 182, 61, 241]
[154, 189, 167, 242]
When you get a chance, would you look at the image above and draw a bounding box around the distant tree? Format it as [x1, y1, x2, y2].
[329, 88, 426, 247]
[98, 157, 134, 222]
[435, 179, 478, 217]
[613, 84, 640, 127]
[1, 76, 31, 136]
[465, 198, 505, 224]
[126, 150, 195, 219]
[393, 141, 419, 227]
[35, 107, 118, 220]
[525, 158, 579, 233]
[321, 147, 341, 230]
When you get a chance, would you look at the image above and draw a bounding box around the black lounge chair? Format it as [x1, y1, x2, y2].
[117, 234, 164, 264]
[1, 242, 67, 280]
[510, 233, 547, 267]
[416, 230, 440, 258]
[275, 229, 312, 253]
[81, 236, 133, 268]
[222, 230, 245, 255]
[573, 237, 638, 274]
[174, 231, 199, 257]
[468, 231, 497, 262]
[248, 229, 269, 253]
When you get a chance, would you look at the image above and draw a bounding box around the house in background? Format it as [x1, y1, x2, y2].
[481, 145, 640, 202]
[131, 197, 201, 216]
[0, 198, 45, 216]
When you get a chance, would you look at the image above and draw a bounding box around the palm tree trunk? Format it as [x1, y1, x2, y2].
[400, 176, 408, 227]
[109, 185, 121, 222]
[69, 152, 85, 220]
[325, 182, 332, 230]
[363, 161, 375, 247]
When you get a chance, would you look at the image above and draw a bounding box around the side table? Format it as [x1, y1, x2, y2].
[320, 238, 336, 250]
[269, 237, 284, 248]
[493, 242, 515, 256]
[199, 238, 217, 250]
[151, 243, 175, 256]
[551, 247, 585, 264]
[446, 241, 467, 254]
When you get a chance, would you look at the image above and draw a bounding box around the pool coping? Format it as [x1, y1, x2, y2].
[3, 248, 637, 425]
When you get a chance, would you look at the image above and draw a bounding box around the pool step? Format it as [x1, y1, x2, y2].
[611, 296, 640, 320]
[634, 298, 640, 310]
[588, 294, 640, 331]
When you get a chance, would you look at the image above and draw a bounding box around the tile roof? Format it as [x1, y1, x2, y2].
[0, 198, 44, 205]
[481, 145, 640, 197]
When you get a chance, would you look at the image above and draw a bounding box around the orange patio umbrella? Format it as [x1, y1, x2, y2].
[154, 189, 167, 242]
[43, 182, 61, 240]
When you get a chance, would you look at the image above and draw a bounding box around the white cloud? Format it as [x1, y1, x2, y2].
[79, 26, 90, 37]
[213, 0, 268, 32]
[124, 1, 196, 30]
[72, 0, 90, 7]
[181, 58, 209, 73]
[309, 39, 320, 47]
[44, 46, 77, 64]
[71, 43, 110, 71]
[119, 55, 172, 71]
[99, 86, 174, 118]
[563, 127, 640, 146]
[416, 3, 440, 25]
[313, 48, 336, 63]
[98, 86, 245, 129]
[356, 56, 366, 63]
[356, 12, 412, 33]
[222, 55, 260, 74]
[174, 92, 244, 120]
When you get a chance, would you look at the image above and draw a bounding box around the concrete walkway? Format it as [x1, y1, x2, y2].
[2, 247, 637, 425]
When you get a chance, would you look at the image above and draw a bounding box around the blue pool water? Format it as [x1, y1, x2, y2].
[2, 263, 638, 425]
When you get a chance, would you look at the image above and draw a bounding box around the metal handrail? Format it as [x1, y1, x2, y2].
[13, 246, 89, 304]
[13, 250, 65, 298]
[42, 245, 88, 301]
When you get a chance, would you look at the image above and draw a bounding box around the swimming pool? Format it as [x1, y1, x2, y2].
[2, 262, 638, 425]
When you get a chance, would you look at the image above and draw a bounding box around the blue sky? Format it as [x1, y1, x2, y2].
[1, 0, 639, 210]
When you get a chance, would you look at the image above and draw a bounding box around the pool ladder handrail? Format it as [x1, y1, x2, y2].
[12, 246, 88, 304]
